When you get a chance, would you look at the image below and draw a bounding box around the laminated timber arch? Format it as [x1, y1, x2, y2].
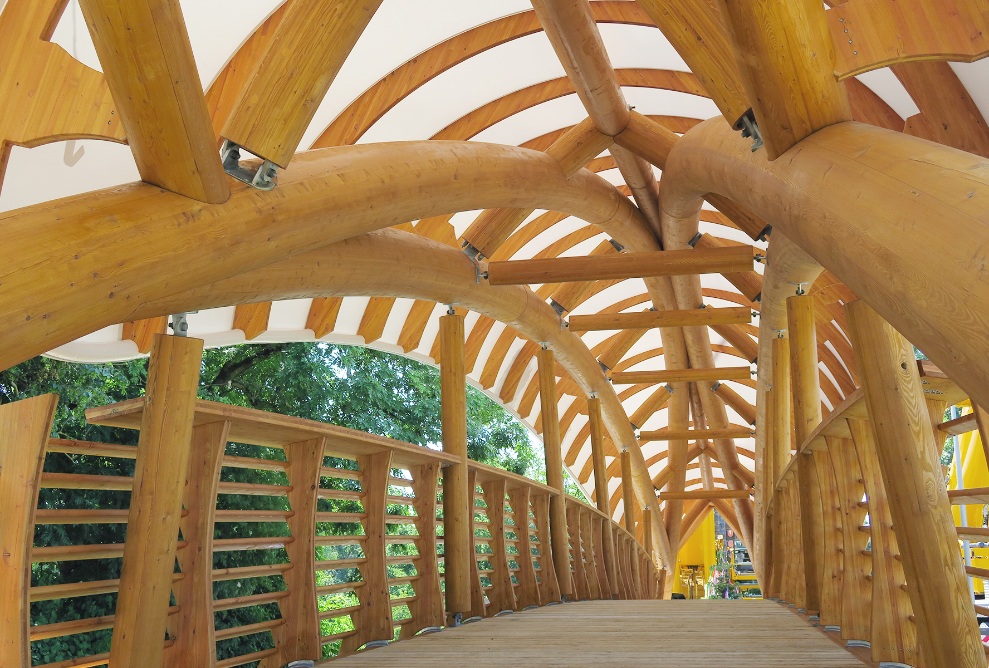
[5, 0, 989, 663]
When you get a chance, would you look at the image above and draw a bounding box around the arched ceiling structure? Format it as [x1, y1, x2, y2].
[2, 0, 989, 555]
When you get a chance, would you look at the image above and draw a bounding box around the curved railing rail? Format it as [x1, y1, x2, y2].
[0, 394, 659, 668]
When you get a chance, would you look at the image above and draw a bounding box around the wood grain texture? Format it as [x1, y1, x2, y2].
[0, 0, 125, 195]
[569, 307, 750, 332]
[828, 0, 989, 78]
[487, 247, 755, 286]
[845, 300, 982, 666]
[77, 0, 228, 202]
[718, 0, 851, 159]
[0, 394, 57, 668]
[122, 316, 168, 354]
[639, 426, 754, 442]
[440, 314, 471, 617]
[263, 437, 325, 667]
[324, 600, 868, 666]
[166, 420, 228, 668]
[232, 302, 272, 341]
[221, 0, 382, 167]
[538, 347, 574, 597]
[109, 334, 203, 668]
[612, 367, 751, 385]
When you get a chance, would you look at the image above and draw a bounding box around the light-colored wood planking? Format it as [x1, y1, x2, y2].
[487, 247, 755, 286]
[232, 302, 272, 341]
[828, 0, 989, 78]
[0, 394, 57, 668]
[77, 0, 228, 203]
[569, 307, 750, 332]
[846, 300, 983, 666]
[0, 0, 125, 195]
[326, 600, 867, 666]
[612, 367, 751, 385]
[109, 334, 203, 668]
[222, 0, 382, 167]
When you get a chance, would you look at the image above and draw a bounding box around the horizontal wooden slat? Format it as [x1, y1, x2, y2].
[47, 438, 137, 459]
[949, 488, 989, 506]
[40, 473, 132, 491]
[659, 489, 751, 501]
[957, 526, 989, 542]
[639, 426, 754, 442]
[216, 647, 279, 668]
[486, 247, 755, 285]
[212, 563, 293, 582]
[939, 413, 978, 436]
[611, 367, 751, 385]
[568, 307, 750, 332]
[212, 590, 290, 612]
[214, 618, 285, 641]
[212, 536, 294, 552]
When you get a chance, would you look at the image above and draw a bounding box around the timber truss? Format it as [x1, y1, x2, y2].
[2, 0, 989, 664]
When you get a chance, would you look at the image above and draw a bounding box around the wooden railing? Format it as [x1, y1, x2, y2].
[0, 395, 659, 668]
[761, 296, 989, 667]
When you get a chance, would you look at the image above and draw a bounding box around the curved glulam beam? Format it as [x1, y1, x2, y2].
[661, 118, 989, 412]
[0, 140, 641, 370]
[828, 0, 989, 79]
[220, 0, 382, 167]
[0, 0, 125, 195]
[123, 228, 672, 566]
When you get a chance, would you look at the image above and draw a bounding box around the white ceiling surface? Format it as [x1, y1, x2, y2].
[14, 1, 984, 500]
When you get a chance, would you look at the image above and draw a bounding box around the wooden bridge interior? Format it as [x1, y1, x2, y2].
[2, 0, 989, 666]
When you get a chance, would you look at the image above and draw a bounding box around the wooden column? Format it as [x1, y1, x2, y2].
[264, 437, 325, 667]
[110, 334, 203, 668]
[566, 503, 589, 601]
[620, 449, 637, 534]
[664, 384, 689, 578]
[0, 394, 57, 668]
[507, 487, 541, 608]
[786, 295, 824, 616]
[826, 436, 872, 645]
[642, 505, 655, 599]
[408, 462, 443, 634]
[579, 508, 602, 600]
[344, 450, 393, 653]
[537, 345, 574, 599]
[167, 420, 229, 667]
[845, 300, 984, 667]
[440, 312, 472, 620]
[590, 517, 612, 600]
[588, 397, 618, 596]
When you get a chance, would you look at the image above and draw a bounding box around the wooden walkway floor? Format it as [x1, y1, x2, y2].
[326, 600, 867, 667]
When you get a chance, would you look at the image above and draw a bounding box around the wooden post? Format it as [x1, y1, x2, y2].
[537, 345, 574, 599]
[0, 394, 57, 668]
[439, 312, 472, 621]
[664, 383, 689, 587]
[845, 300, 984, 667]
[566, 502, 590, 600]
[408, 462, 444, 634]
[167, 420, 229, 667]
[588, 397, 618, 596]
[344, 450, 393, 653]
[642, 505, 655, 599]
[620, 449, 637, 534]
[110, 334, 203, 668]
[263, 437, 325, 667]
[786, 295, 824, 616]
[590, 516, 612, 600]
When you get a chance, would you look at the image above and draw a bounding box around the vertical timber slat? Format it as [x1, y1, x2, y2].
[0, 395, 58, 668]
[167, 420, 229, 667]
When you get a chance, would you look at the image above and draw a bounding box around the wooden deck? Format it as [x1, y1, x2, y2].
[326, 600, 867, 667]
